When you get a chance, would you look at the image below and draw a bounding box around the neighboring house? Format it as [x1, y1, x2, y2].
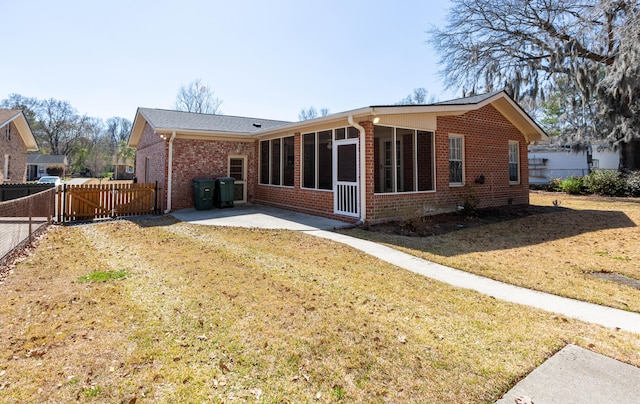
[129, 91, 547, 224]
[111, 156, 135, 180]
[528, 143, 620, 184]
[112, 155, 135, 180]
[27, 154, 69, 181]
[0, 110, 38, 184]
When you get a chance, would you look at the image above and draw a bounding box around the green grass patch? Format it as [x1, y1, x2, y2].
[77, 269, 128, 283]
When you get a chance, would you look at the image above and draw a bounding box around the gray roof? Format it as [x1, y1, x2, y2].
[27, 154, 68, 165]
[432, 90, 504, 106]
[138, 108, 291, 134]
[0, 109, 21, 128]
[369, 90, 504, 108]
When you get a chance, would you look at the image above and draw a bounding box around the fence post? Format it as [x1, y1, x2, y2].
[154, 181, 159, 214]
[28, 196, 33, 243]
[61, 183, 67, 223]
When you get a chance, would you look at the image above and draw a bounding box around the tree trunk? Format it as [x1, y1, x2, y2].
[619, 139, 640, 172]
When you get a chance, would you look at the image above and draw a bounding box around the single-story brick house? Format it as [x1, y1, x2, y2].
[27, 154, 69, 181]
[0, 109, 38, 184]
[129, 91, 547, 224]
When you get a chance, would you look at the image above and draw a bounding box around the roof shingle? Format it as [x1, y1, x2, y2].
[138, 108, 291, 134]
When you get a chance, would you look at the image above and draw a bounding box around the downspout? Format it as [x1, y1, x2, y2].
[348, 115, 366, 224]
[164, 131, 177, 214]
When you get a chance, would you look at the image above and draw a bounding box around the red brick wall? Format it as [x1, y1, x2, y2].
[140, 104, 530, 223]
[367, 104, 529, 222]
[134, 123, 167, 210]
[0, 121, 29, 184]
[170, 138, 256, 210]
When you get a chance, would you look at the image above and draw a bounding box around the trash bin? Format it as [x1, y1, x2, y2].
[193, 178, 215, 210]
[215, 177, 235, 208]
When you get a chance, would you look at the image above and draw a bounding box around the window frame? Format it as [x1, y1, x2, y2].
[448, 134, 465, 186]
[259, 136, 295, 187]
[509, 140, 520, 184]
[373, 125, 436, 194]
[301, 126, 359, 191]
[3, 154, 9, 181]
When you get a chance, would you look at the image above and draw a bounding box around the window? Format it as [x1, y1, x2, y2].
[317, 130, 332, 189]
[259, 136, 295, 186]
[3, 154, 9, 180]
[303, 133, 316, 188]
[509, 141, 520, 183]
[260, 141, 269, 184]
[144, 157, 150, 182]
[449, 135, 464, 185]
[302, 127, 359, 190]
[373, 126, 435, 193]
[283, 136, 295, 186]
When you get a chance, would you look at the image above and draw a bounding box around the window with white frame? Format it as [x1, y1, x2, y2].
[449, 135, 464, 185]
[509, 141, 520, 183]
[260, 136, 295, 186]
[3, 154, 9, 180]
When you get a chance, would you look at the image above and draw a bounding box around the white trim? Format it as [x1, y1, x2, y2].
[228, 155, 248, 203]
[347, 115, 367, 222]
[509, 140, 520, 184]
[3, 154, 9, 181]
[164, 131, 176, 213]
[448, 134, 465, 186]
[333, 138, 359, 217]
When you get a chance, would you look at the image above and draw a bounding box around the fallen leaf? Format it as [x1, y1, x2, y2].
[515, 395, 534, 404]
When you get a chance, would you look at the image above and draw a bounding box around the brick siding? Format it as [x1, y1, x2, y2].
[141, 103, 531, 223]
[170, 138, 255, 210]
[0, 121, 29, 184]
[367, 104, 529, 223]
[134, 123, 167, 210]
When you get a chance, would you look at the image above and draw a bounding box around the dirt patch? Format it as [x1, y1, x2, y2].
[590, 272, 640, 290]
[362, 204, 565, 237]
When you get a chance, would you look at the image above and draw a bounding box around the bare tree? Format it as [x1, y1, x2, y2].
[397, 88, 435, 105]
[36, 98, 93, 156]
[430, 0, 640, 170]
[174, 78, 222, 114]
[0, 93, 39, 123]
[298, 106, 329, 121]
[106, 117, 132, 148]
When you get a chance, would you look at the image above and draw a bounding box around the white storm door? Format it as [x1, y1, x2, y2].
[333, 139, 359, 217]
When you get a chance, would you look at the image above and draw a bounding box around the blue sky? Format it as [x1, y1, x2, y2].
[1, 0, 455, 123]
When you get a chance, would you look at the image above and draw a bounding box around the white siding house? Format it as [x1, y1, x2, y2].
[528, 143, 619, 184]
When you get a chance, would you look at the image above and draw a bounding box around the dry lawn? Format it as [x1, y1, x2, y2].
[346, 192, 640, 313]
[0, 216, 639, 403]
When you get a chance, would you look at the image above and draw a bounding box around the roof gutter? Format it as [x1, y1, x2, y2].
[348, 115, 366, 223]
[164, 131, 177, 214]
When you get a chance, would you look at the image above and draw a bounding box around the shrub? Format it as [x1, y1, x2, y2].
[547, 178, 563, 192]
[583, 170, 626, 196]
[625, 171, 640, 197]
[46, 164, 65, 176]
[558, 176, 585, 194]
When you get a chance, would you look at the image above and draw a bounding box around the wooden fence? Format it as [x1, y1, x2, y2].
[57, 182, 159, 223]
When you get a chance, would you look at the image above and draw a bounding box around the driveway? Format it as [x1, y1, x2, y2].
[171, 204, 351, 231]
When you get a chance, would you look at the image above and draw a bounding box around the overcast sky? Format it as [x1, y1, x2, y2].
[1, 0, 455, 123]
